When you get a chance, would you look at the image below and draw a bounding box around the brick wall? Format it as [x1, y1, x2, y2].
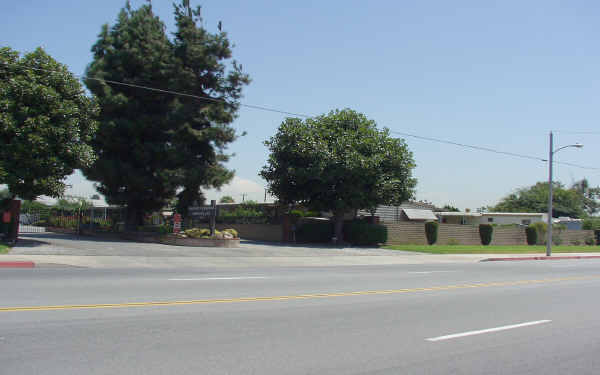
[215, 224, 281, 242]
[382, 222, 595, 246]
[555, 229, 595, 245]
[383, 222, 427, 245]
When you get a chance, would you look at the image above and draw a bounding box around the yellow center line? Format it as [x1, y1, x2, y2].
[1, 275, 599, 313]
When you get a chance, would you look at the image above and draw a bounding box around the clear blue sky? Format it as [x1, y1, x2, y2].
[2, 0, 599, 209]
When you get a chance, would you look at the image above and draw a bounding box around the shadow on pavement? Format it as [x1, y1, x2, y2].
[18, 232, 126, 244]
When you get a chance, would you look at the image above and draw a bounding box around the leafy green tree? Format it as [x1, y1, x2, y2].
[219, 195, 235, 203]
[260, 109, 417, 243]
[54, 197, 93, 210]
[84, 1, 248, 229]
[493, 181, 585, 218]
[0, 47, 98, 200]
[438, 204, 460, 212]
[170, 1, 248, 216]
[571, 179, 600, 216]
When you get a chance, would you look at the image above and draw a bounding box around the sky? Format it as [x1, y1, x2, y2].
[2, 0, 599, 210]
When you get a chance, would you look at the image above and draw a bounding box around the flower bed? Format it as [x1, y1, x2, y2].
[120, 231, 240, 248]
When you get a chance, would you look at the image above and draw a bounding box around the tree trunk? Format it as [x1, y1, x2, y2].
[333, 210, 345, 245]
[125, 207, 144, 232]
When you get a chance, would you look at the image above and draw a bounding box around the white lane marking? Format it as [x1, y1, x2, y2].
[426, 320, 552, 342]
[168, 276, 269, 281]
[408, 271, 457, 274]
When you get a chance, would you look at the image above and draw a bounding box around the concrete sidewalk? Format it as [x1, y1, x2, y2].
[0, 232, 480, 268]
[4, 233, 600, 268]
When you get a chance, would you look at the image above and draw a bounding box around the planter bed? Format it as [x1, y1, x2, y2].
[120, 232, 240, 248]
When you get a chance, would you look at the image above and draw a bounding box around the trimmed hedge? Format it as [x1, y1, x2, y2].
[479, 224, 493, 245]
[343, 221, 387, 246]
[525, 226, 537, 246]
[296, 220, 333, 243]
[425, 221, 438, 245]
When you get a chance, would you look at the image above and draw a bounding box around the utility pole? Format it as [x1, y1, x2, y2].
[546, 132, 583, 257]
[546, 132, 553, 257]
[241, 193, 246, 202]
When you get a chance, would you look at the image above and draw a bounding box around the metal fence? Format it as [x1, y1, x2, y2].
[18, 206, 125, 234]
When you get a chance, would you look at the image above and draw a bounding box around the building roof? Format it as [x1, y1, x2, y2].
[437, 212, 546, 217]
[481, 212, 546, 217]
[402, 209, 438, 221]
[436, 212, 482, 217]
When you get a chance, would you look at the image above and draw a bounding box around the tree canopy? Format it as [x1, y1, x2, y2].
[260, 109, 417, 243]
[0, 47, 98, 200]
[83, 1, 249, 229]
[219, 195, 235, 203]
[492, 179, 599, 218]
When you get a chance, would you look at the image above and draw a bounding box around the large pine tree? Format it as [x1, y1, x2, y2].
[84, 1, 249, 229]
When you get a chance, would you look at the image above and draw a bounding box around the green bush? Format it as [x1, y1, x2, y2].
[582, 218, 600, 230]
[585, 236, 596, 246]
[530, 222, 547, 245]
[424, 221, 438, 245]
[296, 220, 333, 243]
[525, 226, 537, 246]
[343, 221, 387, 246]
[479, 224, 493, 245]
[184, 228, 211, 238]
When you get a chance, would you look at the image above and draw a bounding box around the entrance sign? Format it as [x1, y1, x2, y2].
[173, 213, 182, 233]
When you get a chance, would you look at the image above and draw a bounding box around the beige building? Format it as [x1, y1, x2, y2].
[437, 212, 548, 226]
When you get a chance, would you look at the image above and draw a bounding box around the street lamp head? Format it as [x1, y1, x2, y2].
[573, 143, 584, 148]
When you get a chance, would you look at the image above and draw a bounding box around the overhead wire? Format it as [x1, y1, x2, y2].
[2, 61, 598, 171]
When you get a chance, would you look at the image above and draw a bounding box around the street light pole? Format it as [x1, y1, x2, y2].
[546, 132, 554, 256]
[546, 133, 583, 257]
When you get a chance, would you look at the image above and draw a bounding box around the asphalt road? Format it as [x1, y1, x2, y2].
[2, 261, 600, 374]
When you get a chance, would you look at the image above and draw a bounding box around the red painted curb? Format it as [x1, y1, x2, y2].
[482, 255, 600, 262]
[0, 261, 35, 268]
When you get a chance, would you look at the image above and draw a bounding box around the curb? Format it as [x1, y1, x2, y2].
[481, 255, 600, 262]
[0, 261, 35, 268]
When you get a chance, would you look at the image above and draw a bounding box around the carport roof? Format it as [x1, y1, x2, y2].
[402, 209, 438, 221]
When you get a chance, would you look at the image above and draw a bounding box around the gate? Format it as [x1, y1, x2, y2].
[18, 210, 47, 233]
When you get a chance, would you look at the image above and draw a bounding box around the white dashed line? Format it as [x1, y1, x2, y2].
[426, 320, 552, 342]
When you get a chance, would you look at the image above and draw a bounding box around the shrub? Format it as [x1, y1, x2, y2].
[158, 224, 172, 234]
[222, 228, 239, 238]
[582, 218, 600, 230]
[552, 234, 563, 246]
[479, 224, 493, 245]
[424, 221, 438, 245]
[585, 236, 596, 246]
[184, 228, 211, 238]
[571, 239, 581, 246]
[296, 220, 333, 243]
[343, 221, 388, 246]
[525, 226, 537, 246]
[530, 222, 547, 245]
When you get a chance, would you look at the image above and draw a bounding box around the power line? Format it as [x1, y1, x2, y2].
[554, 131, 600, 135]
[1, 61, 311, 118]
[391, 131, 599, 171]
[3, 61, 598, 171]
[390, 130, 544, 162]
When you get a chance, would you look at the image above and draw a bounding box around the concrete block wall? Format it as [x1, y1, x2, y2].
[383, 222, 427, 245]
[215, 224, 281, 242]
[555, 229, 595, 245]
[383, 223, 596, 246]
[437, 224, 482, 245]
[490, 227, 527, 246]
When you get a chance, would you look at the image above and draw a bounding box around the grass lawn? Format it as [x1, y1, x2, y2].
[0, 244, 10, 254]
[383, 244, 600, 254]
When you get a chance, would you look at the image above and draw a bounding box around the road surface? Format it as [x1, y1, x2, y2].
[2, 260, 600, 374]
